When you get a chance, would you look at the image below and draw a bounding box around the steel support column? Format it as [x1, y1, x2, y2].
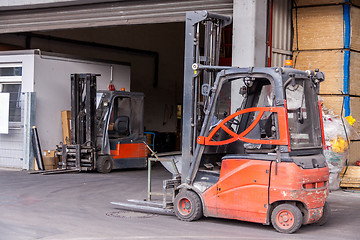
[231, 0, 268, 113]
[232, 0, 267, 67]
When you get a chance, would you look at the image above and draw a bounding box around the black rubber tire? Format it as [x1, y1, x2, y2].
[271, 204, 303, 234]
[96, 155, 113, 173]
[313, 202, 331, 226]
[174, 190, 203, 221]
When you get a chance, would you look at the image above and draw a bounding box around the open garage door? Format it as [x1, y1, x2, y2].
[0, 0, 233, 34]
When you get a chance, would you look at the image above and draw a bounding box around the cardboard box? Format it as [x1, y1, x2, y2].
[43, 150, 58, 170]
[43, 150, 55, 157]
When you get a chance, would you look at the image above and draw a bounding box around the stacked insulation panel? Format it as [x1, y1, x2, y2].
[293, 0, 360, 165]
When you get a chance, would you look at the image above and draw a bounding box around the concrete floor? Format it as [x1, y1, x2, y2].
[1, 164, 359, 240]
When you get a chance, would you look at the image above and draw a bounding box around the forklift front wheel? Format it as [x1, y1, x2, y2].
[174, 190, 203, 222]
[96, 156, 113, 174]
[271, 204, 303, 234]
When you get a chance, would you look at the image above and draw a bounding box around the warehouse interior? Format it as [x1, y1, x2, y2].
[0, 23, 185, 138]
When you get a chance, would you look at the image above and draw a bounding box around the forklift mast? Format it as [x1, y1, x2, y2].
[182, 11, 232, 182]
[71, 73, 97, 147]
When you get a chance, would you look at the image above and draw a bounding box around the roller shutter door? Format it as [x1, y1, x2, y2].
[0, 0, 233, 34]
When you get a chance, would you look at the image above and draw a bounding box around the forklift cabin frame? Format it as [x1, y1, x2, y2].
[97, 90, 147, 169]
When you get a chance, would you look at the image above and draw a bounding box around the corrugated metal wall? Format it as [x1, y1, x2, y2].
[0, 0, 233, 34]
[271, 0, 292, 67]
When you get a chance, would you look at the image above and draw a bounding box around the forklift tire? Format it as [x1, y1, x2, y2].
[271, 204, 303, 234]
[313, 202, 331, 226]
[96, 156, 113, 174]
[174, 190, 203, 222]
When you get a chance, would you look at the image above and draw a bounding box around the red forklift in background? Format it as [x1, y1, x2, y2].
[56, 74, 147, 173]
[112, 11, 330, 233]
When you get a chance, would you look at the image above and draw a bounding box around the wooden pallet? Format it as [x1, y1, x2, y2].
[340, 166, 360, 188]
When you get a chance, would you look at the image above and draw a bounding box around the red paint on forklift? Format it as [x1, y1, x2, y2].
[269, 162, 329, 224]
[111, 143, 147, 159]
[203, 159, 271, 224]
[202, 159, 329, 225]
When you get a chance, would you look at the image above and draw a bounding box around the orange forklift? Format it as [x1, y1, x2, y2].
[112, 11, 330, 233]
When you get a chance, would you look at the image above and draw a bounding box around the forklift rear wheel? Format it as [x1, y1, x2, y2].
[96, 156, 113, 173]
[271, 204, 303, 234]
[174, 190, 203, 221]
[313, 201, 331, 226]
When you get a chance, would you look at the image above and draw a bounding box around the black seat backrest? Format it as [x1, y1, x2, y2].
[114, 116, 130, 136]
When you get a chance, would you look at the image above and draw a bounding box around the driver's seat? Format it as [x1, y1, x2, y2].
[114, 116, 130, 136]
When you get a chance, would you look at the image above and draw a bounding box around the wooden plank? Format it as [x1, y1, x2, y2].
[352, 0, 360, 7]
[321, 96, 343, 115]
[294, 50, 359, 96]
[61, 110, 71, 144]
[348, 141, 360, 165]
[350, 51, 360, 95]
[295, 0, 345, 7]
[341, 177, 360, 184]
[295, 0, 360, 7]
[340, 183, 360, 188]
[351, 6, 360, 51]
[293, 5, 360, 51]
[293, 5, 344, 50]
[321, 96, 360, 133]
[294, 50, 344, 94]
[349, 97, 360, 133]
[340, 166, 360, 188]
